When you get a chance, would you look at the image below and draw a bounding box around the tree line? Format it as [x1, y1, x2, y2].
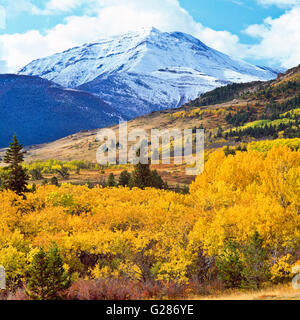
[0, 135, 180, 195]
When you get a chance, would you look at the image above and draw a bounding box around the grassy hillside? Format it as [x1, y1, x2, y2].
[186, 65, 300, 107]
[1, 64, 299, 188]
[194, 284, 300, 300]
[2, 65, 296, 153]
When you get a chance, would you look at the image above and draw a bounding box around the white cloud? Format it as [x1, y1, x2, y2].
[0, 0, 87, 17]
[1, 0, 299, 73]
[0, 0, 245, 73]
[257, 0, 300, 7]
[245, 6, 300, 68]
[45, 0, 85, 12]
[0, 5, 6, 29]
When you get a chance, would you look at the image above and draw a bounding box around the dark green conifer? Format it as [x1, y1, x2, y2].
[26, 245, 72, 300]
[107, 173, 116, 187]
[2, 134, 28, 195]
[118, 170, 131, 187]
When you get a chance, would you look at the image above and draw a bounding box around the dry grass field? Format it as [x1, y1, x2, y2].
[30, 164, 195, 188]
[193, 284, 300, 300]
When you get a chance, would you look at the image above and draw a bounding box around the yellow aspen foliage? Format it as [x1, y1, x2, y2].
[270, 254, 294, 283]
[0, 145, 299, 285]
[189, 146, 300, 257]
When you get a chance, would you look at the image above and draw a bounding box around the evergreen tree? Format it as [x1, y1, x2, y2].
[150, 170, 164, 189]
[224, 146, 236, 157]
[26, 248, 49, 299]
[216, 240, 244, 288]
[0, 171, 5, 190]
[26, 245, 72, 300]
[118, 170, 131, 187]
[107, 173, 116, 187]
[129, 162, 153, 189]
[181, 185, 189, 195]
[129, 149, 165, 189]
[241, 231, 270, 289]
[2, 134, 28, 195]
[50, 176, 59, 186]
[175, 184, 181, 194]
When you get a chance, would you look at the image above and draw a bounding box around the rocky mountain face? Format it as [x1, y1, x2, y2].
[19, 27, 279, 118]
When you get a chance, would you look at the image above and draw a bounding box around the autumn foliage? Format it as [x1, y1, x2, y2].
[0, 146, 299, 296]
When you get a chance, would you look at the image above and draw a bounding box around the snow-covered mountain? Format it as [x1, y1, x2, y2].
[0, 74, 125, 147]
[19, 27, 279, 118]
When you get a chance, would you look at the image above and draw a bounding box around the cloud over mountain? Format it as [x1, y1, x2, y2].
[0, 0, 250, 72]
[246, 5, 300, 68]
[0, 0, 299, 72]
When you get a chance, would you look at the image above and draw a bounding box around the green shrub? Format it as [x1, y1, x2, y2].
[26, 245, 72, 300]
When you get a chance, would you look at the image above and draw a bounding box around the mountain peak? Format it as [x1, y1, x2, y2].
[112, 26, 160, 38]
[18, 29, 280, 118]
[140, 26, 161, 34]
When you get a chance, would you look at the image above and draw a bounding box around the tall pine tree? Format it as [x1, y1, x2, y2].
[241, 231, 270, 289]
[118, 170, 131, 187]
[129, 148, 152, 189]
[107, 173, 116, 187]
[216, 240, 244, 288]
[26, 245, 72, 300]
[3, 134, 28, 195]
[129, 162, 153, 189]
[129, 149, 165, 189]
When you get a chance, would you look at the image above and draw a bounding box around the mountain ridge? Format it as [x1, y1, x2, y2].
[18, 27, 280, 118]
[0, 74, 126, 147]
[9, 63, 299, 163]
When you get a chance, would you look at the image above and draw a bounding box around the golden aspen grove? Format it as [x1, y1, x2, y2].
[0, 143, 299, 298]
[2, 0, 300, 307]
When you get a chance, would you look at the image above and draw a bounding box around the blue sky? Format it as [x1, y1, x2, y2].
[180, 0, 284, 43]
[0, 0, 284, 36]
[0, 0, 299, 72]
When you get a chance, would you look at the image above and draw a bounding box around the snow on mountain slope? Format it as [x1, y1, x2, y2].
[0, 74, 125, 147]
[18, 27, 279, 118]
